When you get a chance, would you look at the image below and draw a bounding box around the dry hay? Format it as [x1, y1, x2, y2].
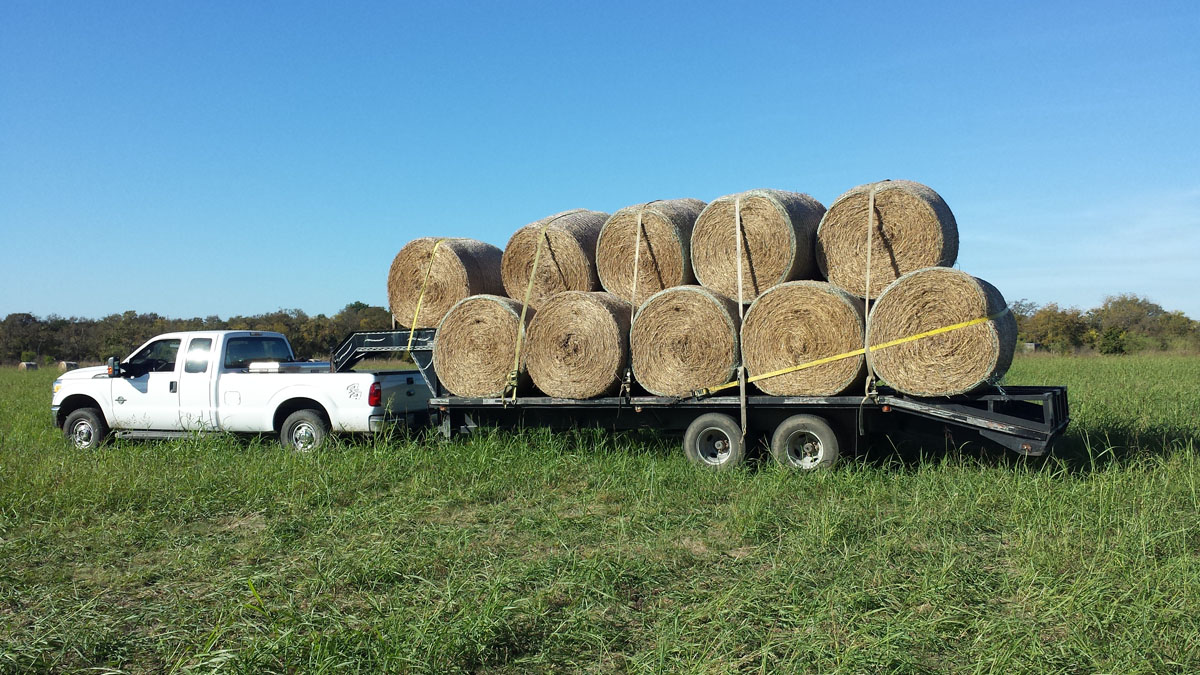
[816, 180, 959, 299]
[501, 209, 609, 309]
[387, 238, 504, 328]
[630, 286, 741, 397]
[741, 281, 866, 396]
[690, 189, 826, 303]
[525, 291, 632, 399]
[866, 267, 1016, 397]
[17, 362, 37, 371]
[433, 294, 534, 397]
[595, 199, 707, 306]
[57, 361, 78, 372]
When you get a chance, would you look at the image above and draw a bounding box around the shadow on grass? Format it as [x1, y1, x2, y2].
[851, 423, 1196, 476]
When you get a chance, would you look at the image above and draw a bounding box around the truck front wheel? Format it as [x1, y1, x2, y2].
[64, 408, 109, 451]
[683, 413, 746, 470]
[280, 409, 330, 452]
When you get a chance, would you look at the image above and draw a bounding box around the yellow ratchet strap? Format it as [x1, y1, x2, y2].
[404, 238, 446, 358]
[693, 306, 1011, 397]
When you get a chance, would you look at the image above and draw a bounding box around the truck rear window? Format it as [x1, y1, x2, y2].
[224, 337, 294, 369]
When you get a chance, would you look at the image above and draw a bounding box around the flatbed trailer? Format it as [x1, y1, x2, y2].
[332, 329, 1069, 469]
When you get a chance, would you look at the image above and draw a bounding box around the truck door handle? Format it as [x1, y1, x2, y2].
[170, 381, 178, 393]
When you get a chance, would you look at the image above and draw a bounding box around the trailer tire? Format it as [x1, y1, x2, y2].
[280, 409, 330, 452]
[64, 407, 108, 451]
[770, 414, 839, 470]
[683, 413, 746, 470]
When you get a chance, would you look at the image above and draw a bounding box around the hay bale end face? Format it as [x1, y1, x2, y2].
[817, 180, 959, 299]
[433, 295, 534, 397]
[526, 291, 632, 399]
[867, 267, 1016, 397]
[387, 238, 504, 328]
[630, 286, 741, 397]
[596, 198, 706, 306]
[501, 209, 609, 310]
[742, 281, 866, 396]
[690, 189, 826, 303]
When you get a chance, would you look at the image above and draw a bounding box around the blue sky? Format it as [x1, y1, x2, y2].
[2, 1, 1198, 319]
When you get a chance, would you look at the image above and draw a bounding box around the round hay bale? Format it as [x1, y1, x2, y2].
[526, 291, 632, 399]
[596, 198, 707, 306]
[866, 267, 1016, 397]
[501, 209, 609, 309]
[690, 189, 826, 303]
[387, 238, 504, 328]
[58, 361, 78, 372]
[816, 180, 959, 298]
[433, 295, 534, 397]
[18, 362, 37, 371]
[630, 286, 741, 397]
[742, 281, 866, 396]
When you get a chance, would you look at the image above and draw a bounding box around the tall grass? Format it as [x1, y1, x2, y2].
[1, 357, 1198, 672]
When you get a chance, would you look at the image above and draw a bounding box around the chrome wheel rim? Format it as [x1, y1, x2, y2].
[291, 422, 318, 451]
[786, 430, 823, 469]
[696, 427, 732, 465]
[71, 420, 94, 449]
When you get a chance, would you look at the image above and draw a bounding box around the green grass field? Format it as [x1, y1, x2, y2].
[2, 355, 1198, 673]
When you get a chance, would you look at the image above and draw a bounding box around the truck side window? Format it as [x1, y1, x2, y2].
[224, 337, 294, 369]
[185, 338, 212, 374]
[129, 339, 181, 373]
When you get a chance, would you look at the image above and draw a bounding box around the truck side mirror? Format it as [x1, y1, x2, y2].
[107, 357, 121, 378]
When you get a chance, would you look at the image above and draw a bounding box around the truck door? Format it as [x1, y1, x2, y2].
[110, 338, 183, 430]
[178, 336, 217, 430]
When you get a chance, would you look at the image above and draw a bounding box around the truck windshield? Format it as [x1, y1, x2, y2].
[224, 336, 294, 369]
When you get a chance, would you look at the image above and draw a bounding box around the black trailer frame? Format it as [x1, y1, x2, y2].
[332, 329, 1069, 459]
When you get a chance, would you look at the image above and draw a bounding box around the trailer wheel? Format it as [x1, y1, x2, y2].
[280, 409, 330, 452]
[770, 415, 839, 470]
[63, 408, 108, 451]
[683, 413, 746, 470]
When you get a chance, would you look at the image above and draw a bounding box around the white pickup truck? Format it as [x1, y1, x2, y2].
[51, 330, 430, 451]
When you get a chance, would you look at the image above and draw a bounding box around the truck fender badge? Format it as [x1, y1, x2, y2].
[116, 396, 126, 405]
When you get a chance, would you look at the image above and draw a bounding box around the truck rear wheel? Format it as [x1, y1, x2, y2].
[63, 408, 108, 451]
[770, 414, 839, 470]
[280, 409, 330, 452]
[683, 413, 746, 470]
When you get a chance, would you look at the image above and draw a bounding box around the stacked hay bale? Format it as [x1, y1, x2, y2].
[690, 189, 826, 303]
[393, 179, 1018, 401]
[630, 286, 741, 397]
[433, 295, 533, 397]
[866, 267, 1016, 397]
[741, 281, 865, 396]
[525, 291, 631, 399]
[501, 209, 609, 309]
[595, 199, 706, 306]
[387, 238, 504, 328]
[816, 180, 958, 299]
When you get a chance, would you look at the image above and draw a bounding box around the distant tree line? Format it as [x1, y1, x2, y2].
[0, 302, 392, 365]
[3, 294, 1197, 365]
[1013, 294, 1199, 354]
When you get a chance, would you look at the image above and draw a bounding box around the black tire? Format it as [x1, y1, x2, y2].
[280, 409, 330, 452]
[770, 414, 839, 470]
[63, 408, 109, 451]
[683, 413, 746, 470]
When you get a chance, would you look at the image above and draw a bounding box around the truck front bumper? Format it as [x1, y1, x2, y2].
[51, 405, 60, 427]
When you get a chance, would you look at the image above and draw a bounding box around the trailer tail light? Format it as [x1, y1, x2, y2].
[368, 382, 381, 407]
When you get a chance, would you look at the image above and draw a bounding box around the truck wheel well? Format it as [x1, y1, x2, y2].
[57, 394, 104, 429]
[273, 398, 330, 432]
